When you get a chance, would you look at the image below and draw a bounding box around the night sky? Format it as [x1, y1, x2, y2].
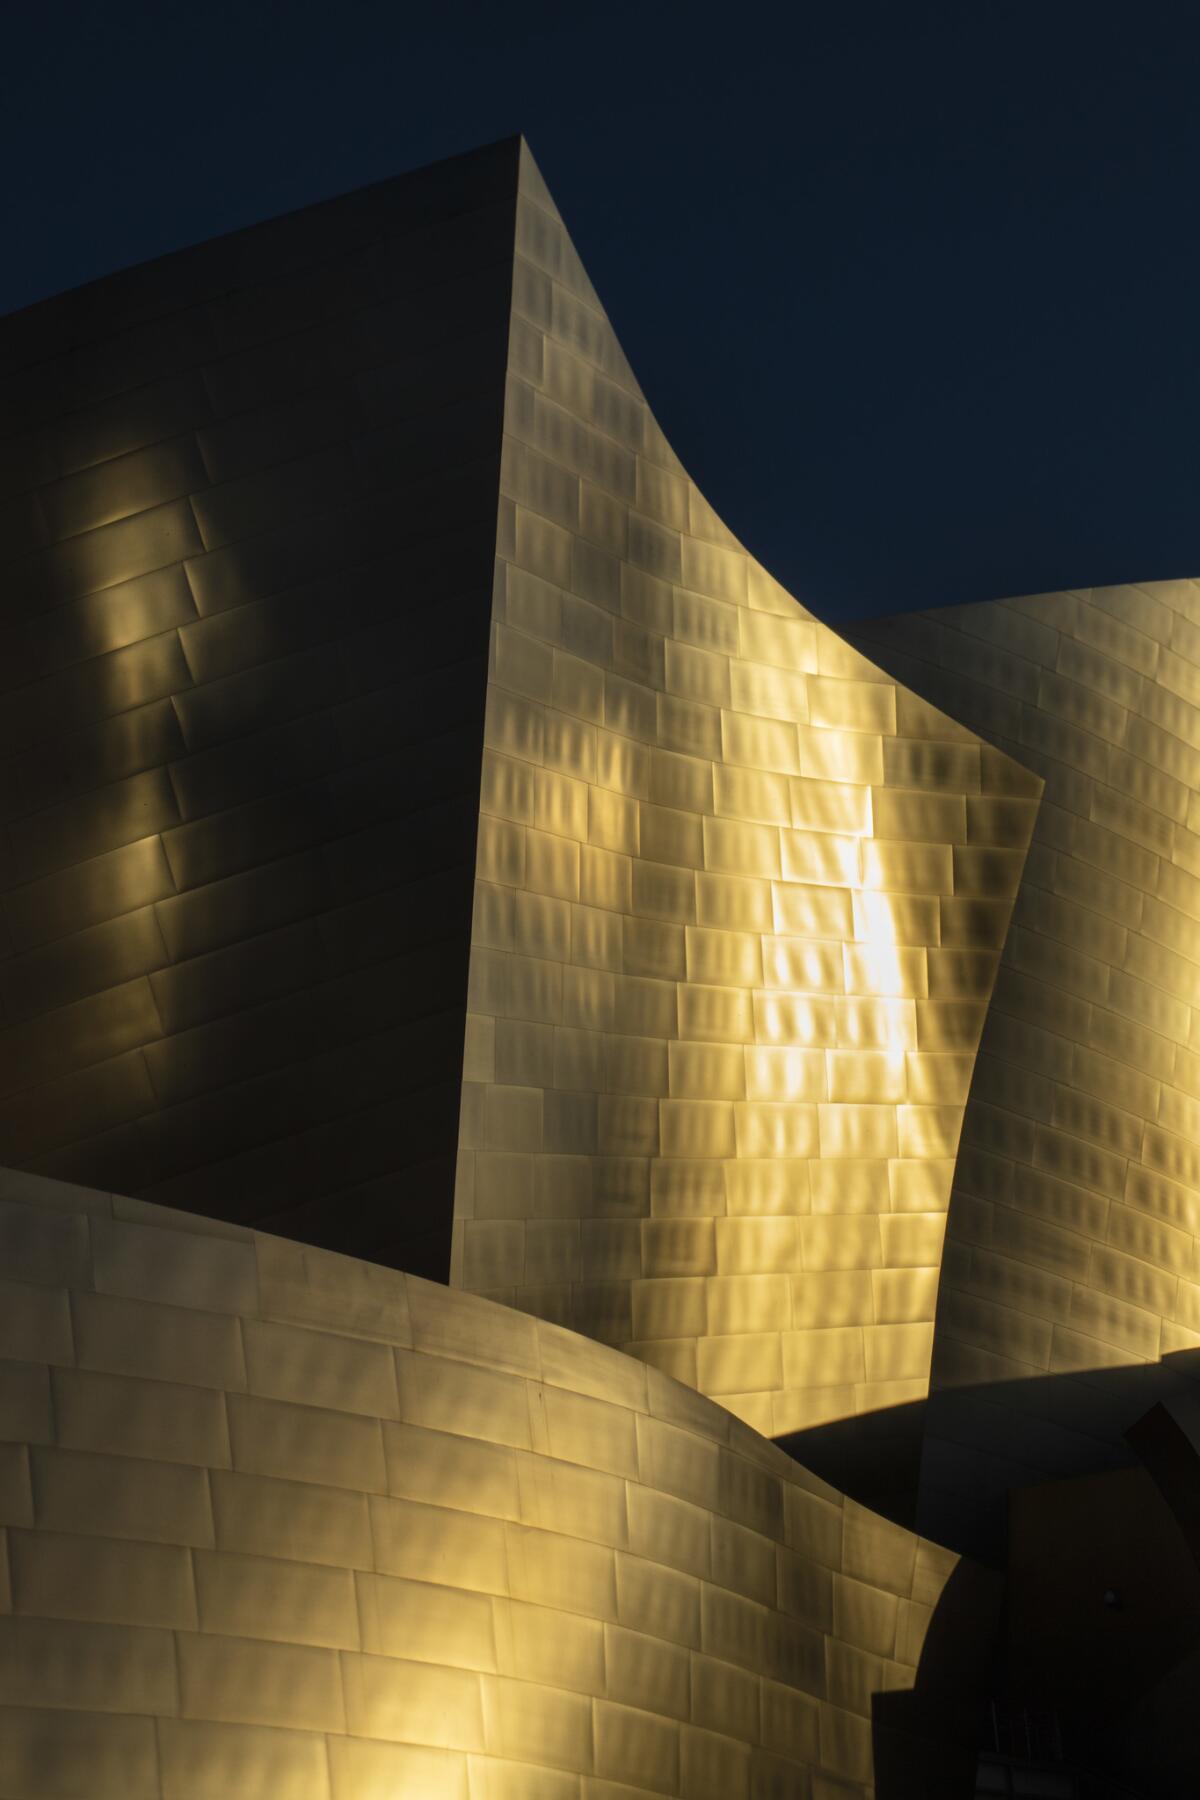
[4, 1, 1199, 622]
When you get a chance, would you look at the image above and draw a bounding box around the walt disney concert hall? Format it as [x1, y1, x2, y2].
[0, 138, 1197, 1797]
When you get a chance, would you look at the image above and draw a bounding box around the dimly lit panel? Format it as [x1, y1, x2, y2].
[851, 580, 1200, 1555]
[0, 142, 519, 1274]
[451, 144, 1042, 1441]
[0, 1165, 975, 1798]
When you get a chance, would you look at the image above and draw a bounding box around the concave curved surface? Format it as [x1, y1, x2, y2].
[450, 143, 1042, 1442]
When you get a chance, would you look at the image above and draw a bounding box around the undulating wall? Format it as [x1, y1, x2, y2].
[851, 582, 1200, 1553]
[451, 144, 1042, 1443]
[16, 126, 1200, 1793]
[0, 129, 1050, 1451]
[0, 1166, 981, 1799]
[0, 139, 519, 1277]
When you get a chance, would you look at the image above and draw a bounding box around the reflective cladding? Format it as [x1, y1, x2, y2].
[851, 579, 1200, 1555]
[0, 1166, 985, 1799]
[0, 139, 521, 1277]
[450, 143, 1042, 1443]
[11, 126, 1200, 1797]
[0, 132, 1041, 1443]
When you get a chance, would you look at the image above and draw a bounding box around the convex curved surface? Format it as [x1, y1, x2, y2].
[0, 1167, 974, 1798]
[853, 581, 1200, 1552]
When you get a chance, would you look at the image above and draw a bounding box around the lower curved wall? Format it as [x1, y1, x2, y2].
[0, 1166, 973, 1797]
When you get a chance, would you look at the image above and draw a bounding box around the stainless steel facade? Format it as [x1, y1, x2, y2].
[0, 1167, 985, 1798]
[853, 582, 1200, 1555]
[2, 134, 1199, 1795]
[0, 139, 519, 1278]
[0, 137, 1049, 1448]
[450, 145, 1042, 1445]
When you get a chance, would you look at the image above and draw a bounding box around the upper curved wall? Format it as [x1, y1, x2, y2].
[851, 581, 1200, 1552]
[450, 144, 1041, 1443]
[0, 1163, 981, 1798]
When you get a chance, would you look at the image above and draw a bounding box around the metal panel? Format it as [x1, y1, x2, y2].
[453, 142, 1038, 1443]
[0, 1169, 984, 1798]
[852, 575, 1200, 1557]
[0, 139, 519, 1278]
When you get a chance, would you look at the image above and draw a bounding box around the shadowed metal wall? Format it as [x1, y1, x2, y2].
[0, 1165, 985, 1798]
[0, 140, 519, 1278]
[852, 583, 1200, 1555]
[451, 144, 1042, 1445]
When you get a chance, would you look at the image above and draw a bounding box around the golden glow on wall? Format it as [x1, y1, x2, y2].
[0, 1166, 967, 1798]
[852, 579, 1200, 1549]
[451, 144, 1042, 1439]
[9, 130, 1200, 1794]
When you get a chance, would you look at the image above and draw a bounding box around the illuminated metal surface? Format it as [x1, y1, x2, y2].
[852, 582, 1200, 1553]
[0, 137, 1040, 1443]
[0, 1165, 973, 1797]
[9, 128, 1200, 1796]
[450, 143, 1041, 1440]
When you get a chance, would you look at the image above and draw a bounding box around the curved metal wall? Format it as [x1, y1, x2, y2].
[0, 1166, 977, 1798]
[451, 144, 1042, 1443]
[852, 581, 1200, 1552]
[0, 132, 1046, 1452]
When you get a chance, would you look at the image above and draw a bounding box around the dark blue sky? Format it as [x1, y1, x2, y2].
[4, 1, 1199, 620]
